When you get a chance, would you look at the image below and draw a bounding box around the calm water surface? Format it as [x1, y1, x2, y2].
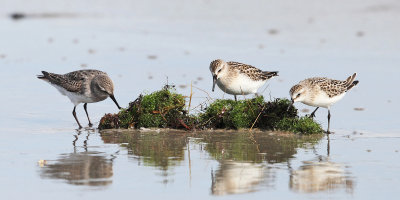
[2, 129, 399, 199]
[1, 0, 400, 199]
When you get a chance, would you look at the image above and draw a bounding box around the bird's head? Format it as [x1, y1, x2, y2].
[93, 75, 121, 109]
[289, 84, 307, 103]
[209, 59, 228, 92]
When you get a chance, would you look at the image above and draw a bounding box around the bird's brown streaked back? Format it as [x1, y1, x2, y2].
[37, 69, 120, 129]
[296, 74, 358, 98]
[37, 70, 107, 93]
[227, 61, 278, 81]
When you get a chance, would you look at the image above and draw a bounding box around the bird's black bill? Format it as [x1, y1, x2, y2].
[110, 95, 122, 109]
[212, 75, 217, 92]
[287, 99, 294, 112]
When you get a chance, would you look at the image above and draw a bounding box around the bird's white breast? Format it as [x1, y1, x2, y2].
[303, 92, 346, 108]
[217, 73, 266, 95]
[51, 83, 98, 105]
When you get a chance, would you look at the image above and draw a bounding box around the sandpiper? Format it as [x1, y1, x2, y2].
[209, 59, 278, 101]
[289, 73, 359, 133]
[37, 69, 122, 129]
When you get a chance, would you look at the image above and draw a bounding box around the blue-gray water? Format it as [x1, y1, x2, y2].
[0, 0, 399, 199]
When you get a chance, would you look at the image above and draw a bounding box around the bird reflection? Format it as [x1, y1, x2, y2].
[289, 136, 354, 193]
[289, 158, 354, 193]
[98, 130, 326, 191]
[207, 132, 320, 196]
[39, 130, 114, 186]
[211, 161, 271, 196]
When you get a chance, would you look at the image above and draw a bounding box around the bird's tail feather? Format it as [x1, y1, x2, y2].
[37, 71, 49, 80]
[346, 73, 358, 90]
[345, 73, 358, 90]
[264, 71, 279, 78]
[345, 73, 357, 85]
[347, 80, 359, 90]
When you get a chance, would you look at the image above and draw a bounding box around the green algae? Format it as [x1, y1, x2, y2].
[275, 117, 324, 134]
[99, 86, 323, 134]
[99, 86, 193, 130]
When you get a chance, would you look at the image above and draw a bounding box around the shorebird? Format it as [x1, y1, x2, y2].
[289, 73, 359, 133]
[209, 59, 278, 101]
[37, 69, 122, 129]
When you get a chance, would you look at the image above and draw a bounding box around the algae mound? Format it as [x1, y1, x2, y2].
[99, 85, 195, 129]
[99, 86, 323, 134]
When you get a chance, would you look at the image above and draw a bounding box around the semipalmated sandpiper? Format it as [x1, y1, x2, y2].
[209, 59, 278, 101]
[38, 69, 121, 129]
[289, 73, 359, 133]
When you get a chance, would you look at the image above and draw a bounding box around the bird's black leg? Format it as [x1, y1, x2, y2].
[73, 106, 83, 129]
[326, 109, 331, 134]
[234, 95, 237, 101]
[83, 103, 93, 127]
[327, 134, 331, 156]
[309, 107, 319, 118]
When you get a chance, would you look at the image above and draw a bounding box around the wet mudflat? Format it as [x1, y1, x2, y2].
[1, 0, 400, 199]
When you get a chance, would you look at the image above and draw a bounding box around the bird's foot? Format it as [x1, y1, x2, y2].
[88, 123, 93, 127]
[325, 130, 334, 134]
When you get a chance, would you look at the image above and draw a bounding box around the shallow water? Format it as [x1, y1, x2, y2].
[1, 0, 400, 199]
[2, 129, 399, 199]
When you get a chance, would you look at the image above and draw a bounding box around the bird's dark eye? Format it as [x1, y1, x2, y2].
[297, 93, 301, 97]
[218, 69, 222, 73]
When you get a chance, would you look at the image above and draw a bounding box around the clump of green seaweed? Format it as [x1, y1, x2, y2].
[99, 86, 323, 134]
[199, 97, 263, 129]
[100, 85, 195, 129]
[275, 117, 324, 134]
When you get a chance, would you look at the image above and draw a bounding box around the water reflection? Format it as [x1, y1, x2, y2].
[101, 130, 187, 183]
[204, 132, 322, 195]
[202, 132, 322, 163]
[99, 130, 326, 194]
[289, 157, 354, 193]
[290, 137, 354, 193]
[211, 161, 269, 195]
[102, 131, 186, 170]
[39, 130, 114, 186]
[40, 152, 113, 186]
